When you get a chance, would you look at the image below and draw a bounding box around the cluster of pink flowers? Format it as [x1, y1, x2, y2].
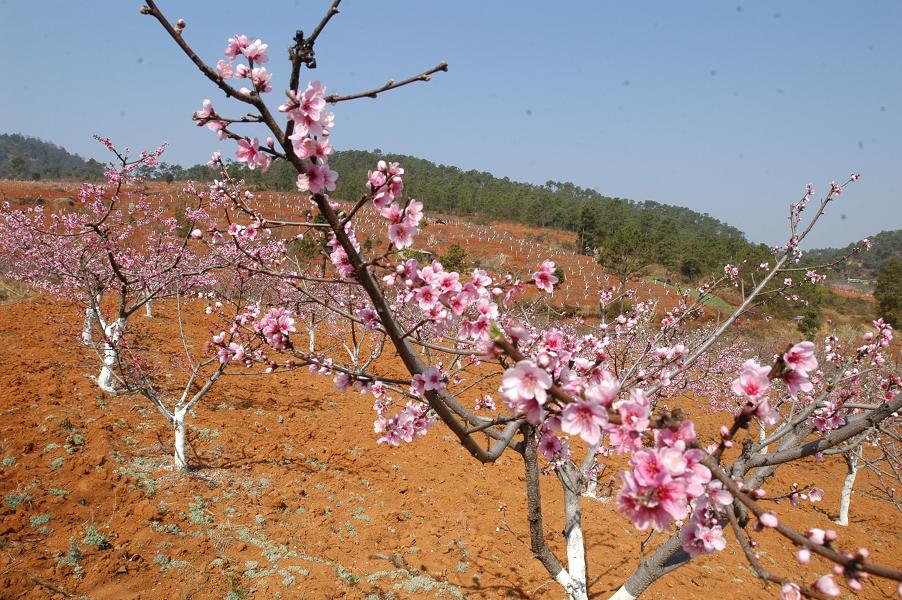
[724, 263, 739, 281]
[382, 256, 501, 339]
[411, 365, 448, 396]
[327, 221, 360, 279]
[368, 160, 405, 208]
[532, 260, 558, 293]
[283, 82, 339, 194]
[731, 341, 820, 423]
[617, 428, 714, 532]
[780, 340, 818, 395]
[731, 359, 780, 424]
[500, 360, 553, 424]
[374, 400, 436, 446]
[235, 137, 272, 171]
[217, 34, 271, 94]
[681, 480, 732, 557]
[805, 269, 826, 284]
[364, 161, 424, 250]
[194, 99, 226, 135]
[254, 307, 296, 350]
[857, 319, 893, 362]
[212, 331, 247, 364]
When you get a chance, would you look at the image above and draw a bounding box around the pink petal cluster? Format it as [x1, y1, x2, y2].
[235, 137, 272, 171]
[374, 401, 435, 446]
[255, 307, 296, 350]
[533, 260, 559, 293]
[617, 436, 711, 532]
[500, 360, 552, 424]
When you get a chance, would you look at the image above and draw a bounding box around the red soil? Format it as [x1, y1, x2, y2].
[0, 295, 899, 599]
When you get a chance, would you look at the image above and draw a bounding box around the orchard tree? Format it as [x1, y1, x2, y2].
[130, 2, 902, 598]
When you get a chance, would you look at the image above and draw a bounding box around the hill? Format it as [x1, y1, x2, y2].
[0, 133, 105, 181]
[804, 229, 902, 283]
[149, 149, 772, 280]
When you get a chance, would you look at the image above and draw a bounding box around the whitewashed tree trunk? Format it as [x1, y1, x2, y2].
[173, 408, 188, 470]
[97, 318, 125, 393]
[835, 448, 861, 526]
[758, 420, 769, 454]
[559, 464, 589, 600]
[81, 305, 94, 346]
[82, 293, 101, 346]
[609, 587, 638, 600]
[145, 298, 153, 317]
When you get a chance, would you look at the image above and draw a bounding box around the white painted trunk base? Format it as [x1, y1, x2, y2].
[81, 306, 94, 346]
[836, 461, 858, 526]
[566, 520, 588, 600]
[173, 409, 187, 470]
[96, 319, 124, 393]
[608, 585, 638, 600]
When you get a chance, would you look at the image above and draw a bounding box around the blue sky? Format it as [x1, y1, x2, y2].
[3, 1, 900, 248]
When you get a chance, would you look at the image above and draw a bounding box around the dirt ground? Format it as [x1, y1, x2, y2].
[0, 294, 900, 600]
[0, 178, 898, 598]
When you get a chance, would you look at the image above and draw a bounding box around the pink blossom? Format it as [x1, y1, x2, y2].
[813, 575, 841, 597]
[235, 138, 268, 170]
[538, 431, 564, 461]
[422, 366, 446, 392]
[732, 359, 771, 400]
[241, 39, 269, 63]
[780, 583, 802, 600]
[224, 34, 249, 59]
[585, 371, 620, 406]
[560, 399, 608, 445]
[783, 367, 813, 396]
[682, 523, 727, 557]
[533, 260, 559, 293]
[500, 360, 551, 424]
[251, 67, 272, 93]
[296, 163, 338, 194]
[617, 470, 688, 531]
[784, 341, 818, 374]
[216, 59, 234, 79]
[758, 512, 778, 528]
[388, 223, 416, 249]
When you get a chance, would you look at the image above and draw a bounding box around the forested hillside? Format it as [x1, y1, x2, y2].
[151, 149, 771, 279]
[804, 229, 902, 281]
[14, 135, 894, 283]
[0, 134, 104, 181]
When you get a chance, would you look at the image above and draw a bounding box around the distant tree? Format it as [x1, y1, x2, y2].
[597, 225, 653, 289]
[679, 256, 703, 282]
[9, 156, 27, 178]
[440, 243, 469, 273]
[797, 305, 820, 339]
[874, 258, 902, 326]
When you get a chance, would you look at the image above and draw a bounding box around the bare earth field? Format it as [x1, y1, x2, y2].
[0, 296, 900, 600]
[0, 179, 898, 599]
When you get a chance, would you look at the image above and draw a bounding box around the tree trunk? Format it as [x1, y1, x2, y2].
[82, 305, 94, 346]
[173, 408, 188, 470]
[609, 586, 639, 600]
[559, 464, 588, 600]
[835, 448, 860, 526]
[97, 318, 124, 393]
[145, 298, 153, 317]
